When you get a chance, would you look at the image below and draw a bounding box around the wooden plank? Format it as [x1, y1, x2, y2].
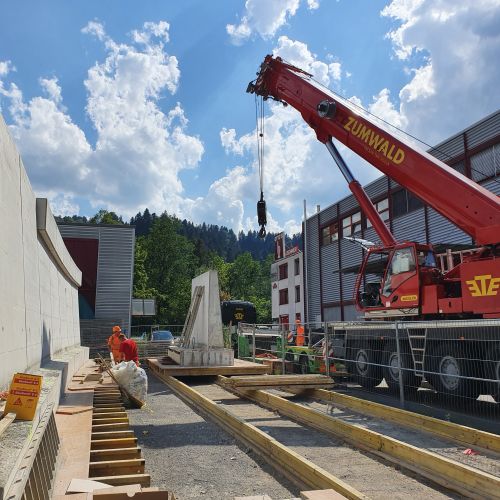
[92, 417, 129, 425]
[153, 371, 366, 500]
[226, 375, 332, 386]
[89, 459, 145, 476]
[93, 412, 128, 419]
[301, 490, 348, 499]
[93, 407, 126, 412]
[230, 383, 500, 500]
[92, 422, 130, 431]
[56, 406, 94, 415]
[92, 430, 134, 440]
[90, 448, 142, 462]
[91, 438, 138, 450]
[308, 388, 500, 455]
[147, 358, 269, 376]
[88, 474, 150, 487]
[0, 413, 16, 438]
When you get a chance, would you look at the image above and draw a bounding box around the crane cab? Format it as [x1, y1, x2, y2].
[355, 242, 439, 318]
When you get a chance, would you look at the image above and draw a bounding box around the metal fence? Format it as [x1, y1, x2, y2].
[237, 319, 500, 419]
[130, 324, 184, 340]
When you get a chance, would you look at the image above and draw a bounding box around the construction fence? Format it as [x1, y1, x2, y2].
[236, 319, 500, 419]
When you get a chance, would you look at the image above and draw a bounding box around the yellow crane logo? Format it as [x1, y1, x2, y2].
[465, 274, 500, 297]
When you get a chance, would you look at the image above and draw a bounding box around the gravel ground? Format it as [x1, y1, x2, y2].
[290, 393, 500, 478]
[126, 371, 299, 500]
[191, 382, 458, 500]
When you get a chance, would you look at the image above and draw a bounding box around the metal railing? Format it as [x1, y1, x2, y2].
[237, 319, 500, 419]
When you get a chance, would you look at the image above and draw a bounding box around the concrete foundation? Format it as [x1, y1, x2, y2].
[167, 346, 234, 367]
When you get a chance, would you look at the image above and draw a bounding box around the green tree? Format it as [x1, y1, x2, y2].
[90, 209, 123, 225]
[228, 252, 260, 300]
[197, 252, 232, 300]
[133, 237, 157, 299]
[145, 215, 197, 324]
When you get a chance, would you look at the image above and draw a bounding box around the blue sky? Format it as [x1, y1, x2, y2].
[1, 0, 499, 235]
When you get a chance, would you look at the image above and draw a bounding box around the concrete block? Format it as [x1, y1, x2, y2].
[190, 270, 224, 348]
[167, 346, 234, 367]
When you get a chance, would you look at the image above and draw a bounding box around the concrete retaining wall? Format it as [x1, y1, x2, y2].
[0, 114, 84, 389]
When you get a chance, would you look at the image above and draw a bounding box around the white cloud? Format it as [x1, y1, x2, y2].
[307, 0, 320, 9]
[227, 0, 301, 44]
[273, 36, 342, 86]
[382, 0, 500, 143]
[81, 20, 106, 41]
[2, 20, 203, 220]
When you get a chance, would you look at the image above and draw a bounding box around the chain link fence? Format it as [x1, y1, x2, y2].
[237, 318, 500, 419]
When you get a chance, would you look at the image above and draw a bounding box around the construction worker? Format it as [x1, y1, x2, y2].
[118, 334, 139, 366]
[296, 320, 305, 347]
[107, 325, 123, 363]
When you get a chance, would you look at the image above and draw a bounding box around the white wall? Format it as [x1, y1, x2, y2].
[0, 115, 82, 389]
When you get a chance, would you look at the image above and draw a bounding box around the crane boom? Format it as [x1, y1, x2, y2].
[247, 55, 500, 245]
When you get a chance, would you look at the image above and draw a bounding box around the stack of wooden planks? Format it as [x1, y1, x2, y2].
[90, 386, 150, 487]
[220, 374, 334, 391]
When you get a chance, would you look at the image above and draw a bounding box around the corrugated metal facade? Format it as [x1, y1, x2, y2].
[58, 224, 135, 334]
[304, 213, 322, 323]
[304, 111, 500, 322]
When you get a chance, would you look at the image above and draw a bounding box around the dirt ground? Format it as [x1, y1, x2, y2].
[126, 371, 299, 500]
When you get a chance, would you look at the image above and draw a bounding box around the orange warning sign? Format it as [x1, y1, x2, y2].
[3, 373, 42, 420]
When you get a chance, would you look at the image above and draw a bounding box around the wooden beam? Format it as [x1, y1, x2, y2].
[229, 383, 500, 499]
[91, 430, 134, 440]
[89, 458, 145, 476]
[0, 413, 16, 438]
[153, 371, 366, 500]
[92, 412, 128, 420]
[307, 388, 500, 455]
[90, 447, 142, 461]
[88, 474, 151, 487]
[92, 406, 126, 412]
[91, 437, 137, 450]
[92, 422, 130, 431]
[92, 417, 129, 425]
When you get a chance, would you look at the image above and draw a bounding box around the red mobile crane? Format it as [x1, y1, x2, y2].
[247, 55, 500, 397]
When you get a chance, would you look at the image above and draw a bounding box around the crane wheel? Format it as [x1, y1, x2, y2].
[346, 339, 383, 389]
[382, 342, 420, 395]
[485, 342, 500, 402]
[427, 343, 481, 401]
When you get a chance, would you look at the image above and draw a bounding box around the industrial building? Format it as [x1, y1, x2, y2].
[57, 223, 135, 353]
[304, 111, 500, 323]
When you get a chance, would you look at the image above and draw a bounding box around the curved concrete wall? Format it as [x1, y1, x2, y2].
[0, 115, 83, 389]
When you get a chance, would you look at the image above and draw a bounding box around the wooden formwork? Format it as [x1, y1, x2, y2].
[89, 386, 150, 487]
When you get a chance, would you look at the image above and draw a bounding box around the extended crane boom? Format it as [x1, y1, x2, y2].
[247, 55, 500, 246]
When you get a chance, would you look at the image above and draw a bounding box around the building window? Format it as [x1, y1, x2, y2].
[321, 222, 339, 246]
[391, 189, 423, 218]
[279, 263, 288, 280]
[294, 258, 300, 276]
[279, 289, 289, 305]
[295, 285, 300, 303]
[366, 198, 390, 228]
[342, 211, 362, 237]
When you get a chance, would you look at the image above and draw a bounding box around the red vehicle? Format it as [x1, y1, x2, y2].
[247, 55, 500, 397]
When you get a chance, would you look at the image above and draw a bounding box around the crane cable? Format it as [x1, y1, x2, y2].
[255, 94, 267, 238]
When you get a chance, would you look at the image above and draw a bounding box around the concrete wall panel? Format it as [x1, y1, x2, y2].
[0, 115, 83, 389]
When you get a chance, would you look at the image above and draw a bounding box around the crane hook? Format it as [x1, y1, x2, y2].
[257, 191, 267, 238]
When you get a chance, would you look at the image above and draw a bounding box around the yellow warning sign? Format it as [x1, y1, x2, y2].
[3, 373, 42, 421]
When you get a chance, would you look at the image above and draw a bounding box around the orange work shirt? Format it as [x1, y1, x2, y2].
[108, 333, 122, 361]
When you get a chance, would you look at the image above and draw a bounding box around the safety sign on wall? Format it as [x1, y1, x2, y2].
[3, 373, 43, 421]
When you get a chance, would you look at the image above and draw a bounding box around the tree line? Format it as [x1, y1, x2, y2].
[57, 209, 301, 324]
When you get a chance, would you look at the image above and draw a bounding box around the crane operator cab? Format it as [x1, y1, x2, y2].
[356, 243, 439, 317]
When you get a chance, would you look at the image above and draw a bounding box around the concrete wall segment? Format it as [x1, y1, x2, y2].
[0, 114, 84, 389]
